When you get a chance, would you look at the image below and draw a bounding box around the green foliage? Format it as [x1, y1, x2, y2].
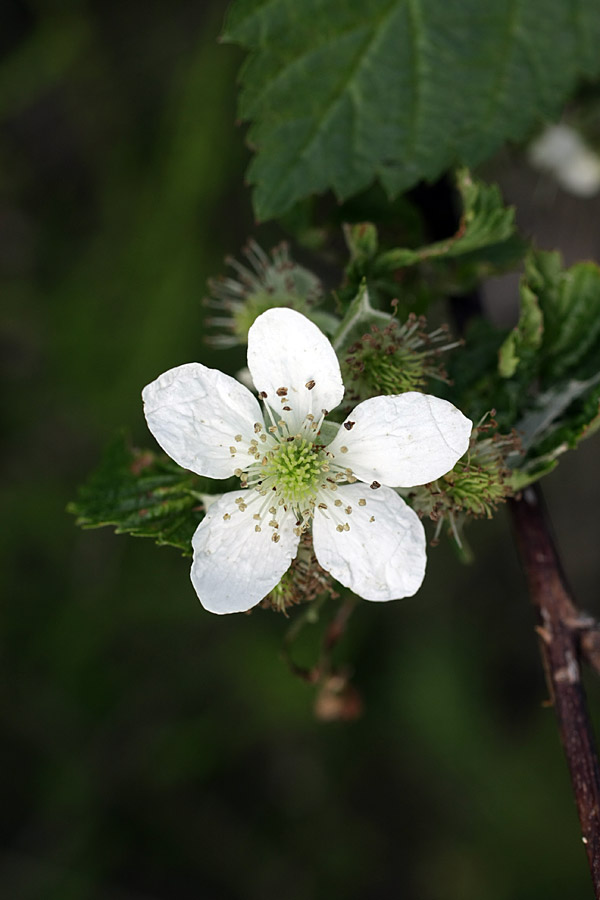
[452, 250, 600, 488]
[223, 0, 600, 220]
[68, 436, 216, 554]
[498, 283, 543, 378]
[341, 171, 526, 310]
[374, 170, 523, 270]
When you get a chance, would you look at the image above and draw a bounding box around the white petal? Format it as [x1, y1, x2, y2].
[328, 393, 472, 487]
[247, 308, 344, 432]
[191, 491, 301, 614]
[143, 363, 264, 479]
[312, 484, 426, 601]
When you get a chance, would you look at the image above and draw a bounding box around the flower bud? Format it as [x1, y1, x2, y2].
[204, 240, 323, 347]
[410, 416, 520, 545]
[343, 312, 456, 402]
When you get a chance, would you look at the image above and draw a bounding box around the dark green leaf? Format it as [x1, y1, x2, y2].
[68, 435, 218, 555]
[223, 0, 600, 220]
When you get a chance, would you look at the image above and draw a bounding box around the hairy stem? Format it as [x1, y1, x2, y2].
[509, 484, 600, 895]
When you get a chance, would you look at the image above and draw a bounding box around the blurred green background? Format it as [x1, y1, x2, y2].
[2, 2, 600, 898]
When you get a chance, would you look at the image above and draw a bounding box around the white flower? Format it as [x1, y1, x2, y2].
[528, 124, 600, 197]
[142, 309, 472, 614]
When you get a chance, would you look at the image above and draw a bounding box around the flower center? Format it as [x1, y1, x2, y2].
[260, 437, 327, 505]
[226, 400, 359, 541]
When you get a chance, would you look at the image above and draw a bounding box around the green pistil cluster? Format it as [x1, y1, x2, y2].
[410, 418, 521, 545]
[204, 240, 322, 347]
[262, 438, 327, 505]
[441, 458, 510, 518]
[343, 313, 453, 402]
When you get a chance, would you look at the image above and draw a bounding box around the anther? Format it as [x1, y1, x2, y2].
[318, 502, 328, 510]
[282, 406, 291, 411]
[235, 434, 242, 442]
[370, 481, 381, 489]
[276, 387, 288, 396]
[343, 523, 350, 531]
[358, 499, 366, 506]
[255, 525, 261, 532]
[369, 516, 375, 522]
[254, 423, 262, 433]
[340, 446, 348, 453]
[272, 533, 281, 543]
[253, 513, 261, 520]
[305, 379, 316, 390]
[223, 513, 231, 521]
[259, 391, 268, 399]
[344, 421, 355, 430]
[336, 524, 344, 532]
[345, 506, 352, 514]
[334, 499, 343, 507]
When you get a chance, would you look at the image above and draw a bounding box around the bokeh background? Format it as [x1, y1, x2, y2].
[2, 2, 600, 898]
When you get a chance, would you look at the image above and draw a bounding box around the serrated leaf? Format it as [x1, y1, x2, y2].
[498, 282, 543, 378]
[525, 251, 600, 382]
[449, 249, 600, 486]
[223, 0, 600, 220]
[376, 170, 522, 270]
[68, 435, 217, 555]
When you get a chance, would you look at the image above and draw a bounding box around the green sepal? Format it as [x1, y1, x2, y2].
[331, 281, 391, 352]
[68, 434, 225, 555]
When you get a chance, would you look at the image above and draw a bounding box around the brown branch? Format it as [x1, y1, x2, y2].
[509, 484, 600, 896]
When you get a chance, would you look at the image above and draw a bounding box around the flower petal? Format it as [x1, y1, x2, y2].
[328, 393, 472, 487]
[312, 483, 426, 601]
[247, 308, 344, 432]
[191, 491, 301, 614]
[143, 363, 264, 478]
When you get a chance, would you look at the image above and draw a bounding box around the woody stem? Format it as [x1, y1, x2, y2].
[509, 484, 600, 897]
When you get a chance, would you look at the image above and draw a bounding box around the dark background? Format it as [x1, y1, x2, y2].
[2, 2, 600, 898]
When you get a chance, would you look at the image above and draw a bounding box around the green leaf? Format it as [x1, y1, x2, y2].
[223, 0, 600, 220]
[446, 249, 600, 488]
[526, 251, 600, 383]
[375, 170, 522, 270]
[498, 282, 543, 378]
[68, 435, 217, 555]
